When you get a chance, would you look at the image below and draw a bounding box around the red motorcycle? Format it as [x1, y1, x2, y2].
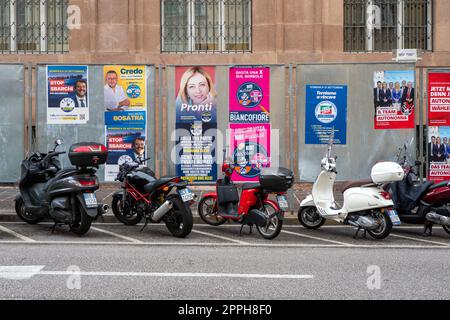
[198, 153, 294, 240]
[386, 145, 450, 236]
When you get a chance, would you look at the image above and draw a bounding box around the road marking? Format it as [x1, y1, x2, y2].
[0, 266, 45, 280]
[282, 230, 354, 246]
[0, 195, 16, 202]
[390, 233, 450, 246]
[0, 225, 35, 242]
[90, 227, 143, 244]
[191, 229, 250, 245]
[38, 270, 314, 280]
[101, 192, 115, 202]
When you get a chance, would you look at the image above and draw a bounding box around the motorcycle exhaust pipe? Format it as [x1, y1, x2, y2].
[98, 204, 109, 216]
[426, 212, 450, 226]
[151, 200, 174, 223]
[348, 216, 378, 230]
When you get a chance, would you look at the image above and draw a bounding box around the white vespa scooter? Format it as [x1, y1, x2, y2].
[299, 136, 404, 240]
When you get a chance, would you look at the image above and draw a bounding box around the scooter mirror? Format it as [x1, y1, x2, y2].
[55, 139, 63, 146]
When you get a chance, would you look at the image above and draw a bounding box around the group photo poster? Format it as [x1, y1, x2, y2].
[104, 111, 147, 182]
[103, 65, 147, 112]
[305, 85, 347, 145]
[229, 124, 271, 183]
[229, 66, 270, 124]
[427, 126, 450, 182]
[175, 66, 218, 183]
[373, 70, 415, 130]
[47, 65, 89, 124]
[428, 72, 450, 127]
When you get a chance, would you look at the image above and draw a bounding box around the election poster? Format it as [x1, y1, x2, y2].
[103, 65, 147, 112]
[305, 85, 347, 145]
[47, 65, 89, 124]
[104, 111, 147, 182]
[229, 124, 271, 183]
[175, 66, 217, 183]
[427, 126, 450, 182]
[373, 70, 415, 130]
[229, 67, 270, 123]
[428, 72, 450, 127]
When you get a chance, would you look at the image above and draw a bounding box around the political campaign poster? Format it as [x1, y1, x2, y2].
[175, 66, 217, 183]
[427, 126, 450, 182]
[229, 67, 270, 124]
[373, 70, 415, 130]
[47, 65, 89, 124]
[104, 111, 147, 182]
[428, 72, 450, 127]
[305, 85, 347, 145]
[229, 124, 271, 183]
[104, 65, 147, 112]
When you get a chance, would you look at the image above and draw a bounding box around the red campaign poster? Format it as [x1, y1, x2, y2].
[373, 70, 415, 130]
[428, 72, 450, 126]
[427, 72, 450, 182]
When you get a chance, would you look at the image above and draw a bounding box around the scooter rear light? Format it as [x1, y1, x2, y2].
[379, 191, 391, 200]
[78, 179, 97, 186]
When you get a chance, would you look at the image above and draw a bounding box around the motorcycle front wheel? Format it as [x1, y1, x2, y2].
[298, 206, 326, 230]
[198, 196, 227, 226]
[367, 209, 393, 240]
[256, 202, 283, 240]
[112, 195, 142, 226]
[15, 197, 43, 224]
[164, 195, 193, 238]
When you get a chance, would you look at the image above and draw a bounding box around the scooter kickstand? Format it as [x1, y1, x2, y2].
[423, 222, 433, 237]
[49, 223, 61, 234]
[249, 225, 253, 235]
[353, 227, 362, 239]
[239, 224, 245, 237]
[140, 219, 149, 232]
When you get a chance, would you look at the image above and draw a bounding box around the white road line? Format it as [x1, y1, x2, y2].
[191, 229, 250, 245]
[0, 225, 35, 242]
[282, 230, 354, 246]
[101, 192, 115, 202]
[90, 227, 143, 243]
[0, 195, 16, 202]
[390, 233, 450, 246]
[0, 240, 449, 249]
[0, 266, 45, 280]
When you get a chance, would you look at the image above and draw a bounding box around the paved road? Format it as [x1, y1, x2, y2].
[0, 221, 449, 300]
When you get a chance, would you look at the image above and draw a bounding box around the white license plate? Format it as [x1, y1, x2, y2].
[277, 196, 289, 209]
[83, 193, 98, 208]
[387, 209, 401, 226]
[180, 188, 195, 202]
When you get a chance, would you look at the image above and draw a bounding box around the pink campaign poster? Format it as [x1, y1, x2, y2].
[229, 67, 270, 123]
[230, 124, 271, 183]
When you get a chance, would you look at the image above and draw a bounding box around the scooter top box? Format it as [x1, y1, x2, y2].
[69, 143, 108, 167]
[259, 167, 294, 192]
[371, 161, 404, 184]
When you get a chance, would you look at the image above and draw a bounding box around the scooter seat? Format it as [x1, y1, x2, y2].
[242, 183, 261, 190]
[428, 181, 450, 191]
[340, 179, 374, 193]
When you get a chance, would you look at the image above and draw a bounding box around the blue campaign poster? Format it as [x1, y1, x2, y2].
[305, 85, 348, 145]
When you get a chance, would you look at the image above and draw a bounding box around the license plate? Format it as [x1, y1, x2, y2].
[387, 209, 401, 226]
[179, 188, 195, 203]
[83, 193, 98, 208]
[277, 195, 289, 210]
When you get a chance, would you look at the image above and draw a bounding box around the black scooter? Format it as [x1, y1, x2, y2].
[14, 140, 109, 235]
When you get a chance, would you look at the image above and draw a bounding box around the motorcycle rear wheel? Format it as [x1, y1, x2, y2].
[112, 195, 142, 226]
[15, 197, 43, 225]
[367, 209, 392, 240]
[164, 195, 193, 238]
[198, 196, 227, 226]
[256, 202, 283, 240]
[69, 199, 93, 236]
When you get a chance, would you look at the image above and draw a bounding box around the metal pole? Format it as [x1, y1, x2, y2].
[419, 66, 424, 181]
[28, 62, 33, 154]
[158, 64, 163, 176]
[289, 64, 294, 172]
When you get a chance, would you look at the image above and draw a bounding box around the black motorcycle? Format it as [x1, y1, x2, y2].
[14, 140, 109, 235]
[111, 159, 195, 238]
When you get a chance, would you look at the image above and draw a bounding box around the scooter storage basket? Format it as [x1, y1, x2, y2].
[69, 143, 108, 167]
[259, 167, 294, 192]
[217, 182, 240, 205]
